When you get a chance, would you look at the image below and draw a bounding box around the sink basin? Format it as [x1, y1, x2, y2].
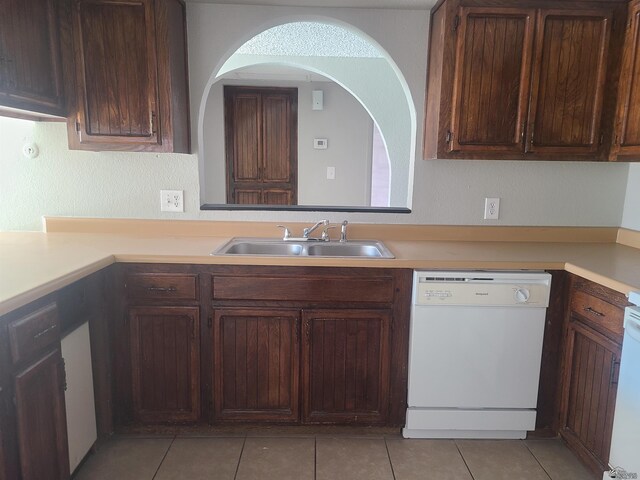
[212, 238, 394, 258]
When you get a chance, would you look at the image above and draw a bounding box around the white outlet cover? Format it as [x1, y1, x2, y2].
[327, 166, 336, 180]
[484, 197, 500, 220]
[160, 190, 184, 212]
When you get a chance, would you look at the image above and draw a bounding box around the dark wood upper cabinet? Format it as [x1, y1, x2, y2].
[14, 348, 70, 480]
[225, 86, 298, 205]
[0, 0, 65, 117]
[612, 0, 640, 160]
[450, 7, 535, 154]
[424, 0, 626, 161]
[527, 9, 612, 155]
[69, 0, 190, 152]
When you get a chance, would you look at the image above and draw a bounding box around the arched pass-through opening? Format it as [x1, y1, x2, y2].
[198, 18, 415, 209]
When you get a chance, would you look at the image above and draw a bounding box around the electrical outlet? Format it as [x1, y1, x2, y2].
[160, 190, 184, 212]
[327, 166, 336, 180]
[484, 197, 500, 220]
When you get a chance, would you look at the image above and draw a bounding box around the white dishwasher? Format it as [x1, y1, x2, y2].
[403, 270, 551, 440]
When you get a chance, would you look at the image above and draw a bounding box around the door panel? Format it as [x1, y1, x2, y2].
[129, 306, 200, 422]
[74, 0, 159, 144]
[302, 309, 390, 424]
[262, 94, 293, 182]
[231, 92, 261, 182]
[213, 309, 300, 422]
[528, 10, 611, 154]
[451, 7, 535, 153]
[14, 349, 69, 480]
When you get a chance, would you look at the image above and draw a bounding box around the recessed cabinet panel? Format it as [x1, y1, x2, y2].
[213, 309, 300, 422]
[451, 7, 535, 153]
[302, 309, 391, 424]
[75, 0, 157, 142]
[129, 306, 200, 422]
[614, 0, 640, 157]
[528, 10, 612, 154]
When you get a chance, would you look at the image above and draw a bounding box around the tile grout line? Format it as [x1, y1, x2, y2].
[383, 437, 397, 480]
[151, 435, 176, 480]
[454, 439, 478, 480]
[233, 435, 248, 480]
[522, 440, 554, 480]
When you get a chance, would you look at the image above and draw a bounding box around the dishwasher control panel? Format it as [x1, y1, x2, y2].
[414, 271, 551, 307]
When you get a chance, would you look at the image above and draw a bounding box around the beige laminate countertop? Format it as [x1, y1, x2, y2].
[2, 226, 640, 316]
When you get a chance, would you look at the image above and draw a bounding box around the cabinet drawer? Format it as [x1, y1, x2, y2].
[8, 303, 60, 365]
[125, 274, 199, 302]
[212, 275, 394, 303]
[570, 290, 623, 337]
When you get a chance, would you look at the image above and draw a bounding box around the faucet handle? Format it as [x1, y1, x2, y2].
[321, 225, 336, 242]
[340, 220, 349, 242]
[276, 225, 291, 240]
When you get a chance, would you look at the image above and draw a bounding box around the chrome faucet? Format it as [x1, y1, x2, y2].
[303, 219, 329, 239]
[340, 220, 348, 243]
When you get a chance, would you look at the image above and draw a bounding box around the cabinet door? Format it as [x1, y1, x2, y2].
[14, 348, 69, 480]
[129, 306, 200, 423]
[213, 309, 300, 422]
[613, 0, 640, 158]
[302, 309, 390, 424]
[450, 7, 535, 154]
[528, 9, 612, 156]
[72, 0, 160, 148]
[0, 0, 64, 115]
[559, 318, 621, 474]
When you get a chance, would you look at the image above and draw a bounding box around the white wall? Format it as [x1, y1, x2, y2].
[0, 3, 632, 231]
[204, 78, 374, 206]
[622, 163, 640, 230]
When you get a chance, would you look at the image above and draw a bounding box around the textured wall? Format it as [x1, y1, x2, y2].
[622, 164, 640, 231]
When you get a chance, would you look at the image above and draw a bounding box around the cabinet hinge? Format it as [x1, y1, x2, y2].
[207, 315, 213, 328]
[453, 15, 460, 32]
[599, 133, 605, 146]
[446, 130, 453, 144]
[150, 111, 157, 135]
[62, 358, 68, 392]
[75, 120, 80, 133]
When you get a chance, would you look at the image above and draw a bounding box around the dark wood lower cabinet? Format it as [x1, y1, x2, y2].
[559, 317, 621, 474]
[129, 306, 200, 423]
[213, 309, 300, 422]
[14, 348, 69, 480]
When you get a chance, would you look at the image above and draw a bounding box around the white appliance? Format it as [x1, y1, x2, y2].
[603, 297, 640, 480]
[403, 270, 552, 439]
[61, 322, 97, 473]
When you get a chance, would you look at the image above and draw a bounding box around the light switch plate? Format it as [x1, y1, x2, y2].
[327, 167, 336, 180]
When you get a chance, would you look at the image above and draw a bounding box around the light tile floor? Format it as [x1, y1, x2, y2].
[74, 434, 596, 480]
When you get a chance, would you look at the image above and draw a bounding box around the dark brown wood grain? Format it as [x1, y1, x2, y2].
[14, 348, 70, 480]
[68, 0, 190, 152]
[8, 303, 59, 366]
[612, 0, 640, 160]
[128, 306, 201, 423]
[224, 86, 298, 205]
[424, 0, 627, 161]
[301, 309, 391, 425]
[0, 0, 65, 117]
[450, 6, 535, 153]
[558, 318, 621, 476]
[125, 273, 199, 302]
[213, 308, 300, 422]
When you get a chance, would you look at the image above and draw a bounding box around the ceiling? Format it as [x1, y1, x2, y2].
[186, 0, 436, 9]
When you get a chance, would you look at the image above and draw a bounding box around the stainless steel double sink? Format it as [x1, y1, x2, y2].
[212, 237, 395, 258]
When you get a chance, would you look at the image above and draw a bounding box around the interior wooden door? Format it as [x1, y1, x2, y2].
[613, 0, 640, 158]
[225, 86, 297, 205]
[450, 7, 535, 154]
[129, 306, 200, 423]
[0, 0, 64, 115]
[213, 309, 300, 422]
[72, 0, 160, 148]
[14, 349, 69, 480]
[559, 318, 621, 474]
[301, 309, 391, 424]
[527, 9, 612, 156]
